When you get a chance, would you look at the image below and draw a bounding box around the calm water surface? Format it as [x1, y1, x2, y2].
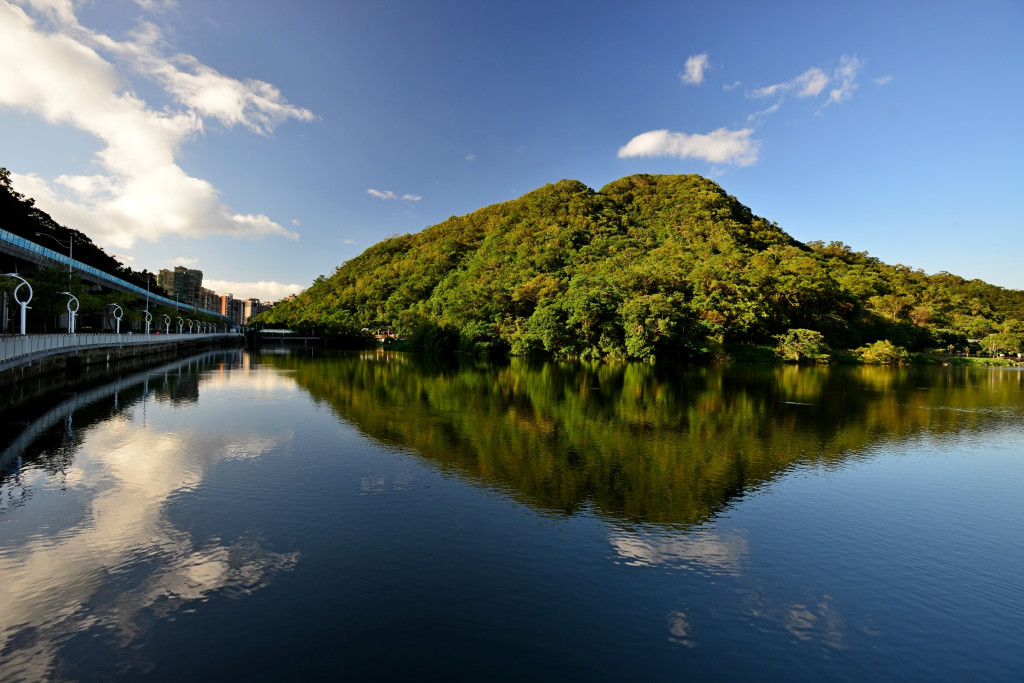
[1, 350, 1022, 681]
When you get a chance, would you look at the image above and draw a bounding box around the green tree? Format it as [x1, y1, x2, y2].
[774, 328, 831, 363]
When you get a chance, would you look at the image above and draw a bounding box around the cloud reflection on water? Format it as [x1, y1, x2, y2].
[610, 528, 864, 651]
[610, 529, 748, 575]
[0, 360, 299, 680]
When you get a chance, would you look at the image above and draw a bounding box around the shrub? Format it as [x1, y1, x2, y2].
[856, 339, 910, 365]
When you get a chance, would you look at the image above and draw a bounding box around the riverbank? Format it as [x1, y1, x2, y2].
[0, 333, 242, 390]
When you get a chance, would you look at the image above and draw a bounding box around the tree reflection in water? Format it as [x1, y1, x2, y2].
[269, 351, 1024, 528]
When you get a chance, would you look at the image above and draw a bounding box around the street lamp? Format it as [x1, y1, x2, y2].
[4, 273, 32, 335]
[108, 303, 123, 334]
[34, 232, 73, 287]
[176, 317, 184, 334]
[61, 292, 79, 334]
[163, 314, 171, 334]
[140, 309, 152, 335]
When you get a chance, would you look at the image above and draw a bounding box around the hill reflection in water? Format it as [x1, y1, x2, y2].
[269, 351, 1024, 528]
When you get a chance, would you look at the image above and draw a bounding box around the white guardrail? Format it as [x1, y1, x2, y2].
[0, 332, 240, 369]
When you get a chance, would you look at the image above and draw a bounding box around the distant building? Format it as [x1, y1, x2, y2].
[216, 294, 244, 326]
[157, 266, 203, 308]
[242, 297, 264, 323]
[199, 287, 218, 313]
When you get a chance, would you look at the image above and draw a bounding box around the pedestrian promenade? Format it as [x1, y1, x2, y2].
[0, 332, 240, 373]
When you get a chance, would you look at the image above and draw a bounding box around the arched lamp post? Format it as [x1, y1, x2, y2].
[140, 310, 152, 335]
[4, 273, 32, 335]
[187, 319, 194, 334]
[61, 292, 79, 334]
[108, 303, 123, 334]
[176, 317, 184, 334]
[163, 314, 171, 335]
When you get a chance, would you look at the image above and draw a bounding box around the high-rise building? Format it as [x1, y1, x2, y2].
[242, 298, 261, 323]
[199, 287, 218, 312]
[229, 298, 244, 326]
[157, 266, 203, 308]
[219, 294, 245, 327]
[218, 293, 233, 316]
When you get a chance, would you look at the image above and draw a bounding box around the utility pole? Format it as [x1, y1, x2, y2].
[34, 231, 73, 289]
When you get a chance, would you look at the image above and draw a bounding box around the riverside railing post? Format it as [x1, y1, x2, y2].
[61, 292, 79, 334]
[5, 273, 32, 336]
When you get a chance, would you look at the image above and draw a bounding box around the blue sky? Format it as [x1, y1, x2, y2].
[1, 0, 1022, 299]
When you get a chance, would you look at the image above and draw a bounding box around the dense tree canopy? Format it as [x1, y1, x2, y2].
[255, 173, 1023, 360]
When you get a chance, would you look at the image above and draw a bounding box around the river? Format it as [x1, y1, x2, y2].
[1, 349, 1022, 681]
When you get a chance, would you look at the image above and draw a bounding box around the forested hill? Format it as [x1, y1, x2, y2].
[259, 174, 1024, 360]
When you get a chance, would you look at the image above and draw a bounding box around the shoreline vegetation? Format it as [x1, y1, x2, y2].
[256, 174, 1024, 366]
[379, 339, 1022, 367]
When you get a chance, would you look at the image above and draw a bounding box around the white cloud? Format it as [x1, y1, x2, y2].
[745, 55, 863, 115]
[0, 2, 309, 249]
[618, 128, 760, 166]
[750, 66, 828, 99]
[203, 279, 306, 301]
[680, 53, 709, 85]
[367, 188, 421, 201]
[131, 0, 178, 10]
[874, 75, 893, 85]
[465, 153, 477, 161]
[795, 67, 829, 97]
[168, 256, 199, 266]
[827, 55, 862, 104]
[747, 102, 780, 123]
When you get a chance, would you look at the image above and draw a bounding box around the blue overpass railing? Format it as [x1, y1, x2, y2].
[0, 227, 230, 322]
